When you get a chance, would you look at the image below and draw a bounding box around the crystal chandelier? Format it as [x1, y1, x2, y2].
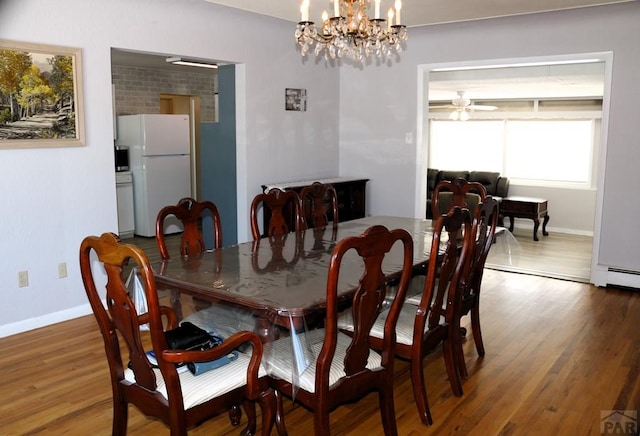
[296, 0, 408, 61]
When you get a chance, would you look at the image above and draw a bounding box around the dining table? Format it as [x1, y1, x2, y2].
[152, 216, 446, 394]
[154, 216, 440, 333]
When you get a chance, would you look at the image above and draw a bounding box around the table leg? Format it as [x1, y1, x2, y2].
[507, 215, 515, 232]
[533, 217, 540, 241]
[542, 213, 549, 236]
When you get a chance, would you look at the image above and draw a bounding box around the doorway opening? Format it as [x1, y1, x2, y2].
[160, 93, 201, 199]
[417, 53, 613, 284]
[110, 48, 240, 245]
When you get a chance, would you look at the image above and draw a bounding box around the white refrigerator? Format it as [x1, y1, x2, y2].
[116, 114, 191, 237]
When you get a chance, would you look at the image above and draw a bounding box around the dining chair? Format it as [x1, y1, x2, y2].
[156, 197, 259, 426]
[155, 197, 222, 260]
[266, 225, 414, 436]
[250, 188, 304, 240]
[454, 196, 499, 379]
[431, 177, 487, 219]
[79, 232, 276, 436]
[339, 206, 474, 426]
[299, 181, 339, 229]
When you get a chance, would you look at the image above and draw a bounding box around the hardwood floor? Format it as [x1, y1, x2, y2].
[487, 227, 593, 283]
[1, 265, 638, 435]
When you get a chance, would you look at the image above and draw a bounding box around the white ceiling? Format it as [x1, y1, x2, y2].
[428, 61, 606, 102]
[203, 0, 634, 27]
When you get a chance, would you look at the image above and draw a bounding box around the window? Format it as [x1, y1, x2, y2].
[505, 120, 593, 183]
[429, 118, 596, 186]
[429, 121, 503, 172]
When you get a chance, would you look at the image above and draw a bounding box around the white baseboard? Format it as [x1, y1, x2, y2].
[591, 264, 640, 289]
[606, 268, 640, 290]
[0, 303, 93, 339]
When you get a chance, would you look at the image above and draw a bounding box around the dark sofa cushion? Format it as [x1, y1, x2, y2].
[425, 169, 509, 218]
[427, 168, 440, 192]
[438, 170, 470, 185]
[469, 171, 500, 196]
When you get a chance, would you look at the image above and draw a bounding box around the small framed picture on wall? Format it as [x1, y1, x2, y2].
[285, 88, 307, 111]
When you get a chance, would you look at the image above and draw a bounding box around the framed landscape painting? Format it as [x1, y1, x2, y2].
[0, 40, 85, 148]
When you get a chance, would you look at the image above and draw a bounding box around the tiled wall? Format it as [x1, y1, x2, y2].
[111, 64, 217, 122]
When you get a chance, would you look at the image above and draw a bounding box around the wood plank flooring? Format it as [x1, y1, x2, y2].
[1, 265, 638, 434]
[487, 227, 593, 283]
[0, 270, 640, 435]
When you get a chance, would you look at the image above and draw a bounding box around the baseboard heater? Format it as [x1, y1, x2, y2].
[607, 267, 640, 290]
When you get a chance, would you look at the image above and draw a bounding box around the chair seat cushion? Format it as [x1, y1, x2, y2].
[123, 352, 265, 410]
[338, 303, 428, 346]
[181, 304, 256, 340]
[265, 328, 382, 393]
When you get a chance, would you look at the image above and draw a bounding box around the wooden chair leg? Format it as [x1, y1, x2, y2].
[378, 385, 399, 436]
[229, 404, 242, 426]
[112, 397, 128, 436]
[313, 402, 331, 436]
[240, 400, 256, 436]
[410, 358, 433, 425]
[471, 306, 485, 356]
[455, 326, 469, 380]
[258, 388, 277, 436]
[443, 340, 463, 397]
[274, 390, 288, 436]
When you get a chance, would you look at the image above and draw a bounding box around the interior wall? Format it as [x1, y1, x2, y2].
[111, 63, 217, 120]
[339, 2, 640, 277]
[201, 65, 238, 247]
[0, 0, 339, 336]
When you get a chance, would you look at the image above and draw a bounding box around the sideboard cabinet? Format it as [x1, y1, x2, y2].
[261, 177, 369, 230]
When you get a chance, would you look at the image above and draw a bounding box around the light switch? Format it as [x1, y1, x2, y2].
[58, 262, 68, 278]
[405, 132, 413, 144]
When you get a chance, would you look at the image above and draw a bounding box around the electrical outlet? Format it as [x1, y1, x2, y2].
[58, 262, 68, 278]
[18, 270, 29, 288]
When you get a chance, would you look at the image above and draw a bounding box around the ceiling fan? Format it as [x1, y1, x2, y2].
[430, 91, 498, 120]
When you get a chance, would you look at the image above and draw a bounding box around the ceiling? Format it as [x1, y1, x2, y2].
[203, 0, 634, 28]
[111, 1, 617, 101]
[428, 61, 606, 102]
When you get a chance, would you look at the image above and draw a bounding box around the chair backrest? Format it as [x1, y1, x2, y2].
[155, 197, 222, 260]
[80, 232, 176, 396]
[417, 206, 474, 330]
[461, 197, 499, 308]
[250, 188, 303, 240]
[319, 225, 414, 397]
[432, 177, 487, 218]
[299, 182, 339, 229]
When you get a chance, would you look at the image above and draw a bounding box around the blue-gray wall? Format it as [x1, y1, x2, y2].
[201, 65, 237, 247]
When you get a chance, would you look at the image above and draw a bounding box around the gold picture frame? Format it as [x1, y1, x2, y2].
[0, 40, 85, 148]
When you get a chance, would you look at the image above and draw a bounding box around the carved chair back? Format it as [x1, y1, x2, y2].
[250, 188, 303, 240]
[155, 197, 222, 260]
[300, 182, 339, 229]
[432, 177, 487, 218]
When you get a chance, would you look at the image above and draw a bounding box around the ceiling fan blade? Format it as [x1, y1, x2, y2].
[468, 104, 497, 111]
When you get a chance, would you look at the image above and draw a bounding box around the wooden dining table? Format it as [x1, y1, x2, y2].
[153, 216, 440, 336]
[153, 216, 445, 397]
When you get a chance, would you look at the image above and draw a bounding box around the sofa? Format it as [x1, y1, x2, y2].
[426, 169, 509, 218]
